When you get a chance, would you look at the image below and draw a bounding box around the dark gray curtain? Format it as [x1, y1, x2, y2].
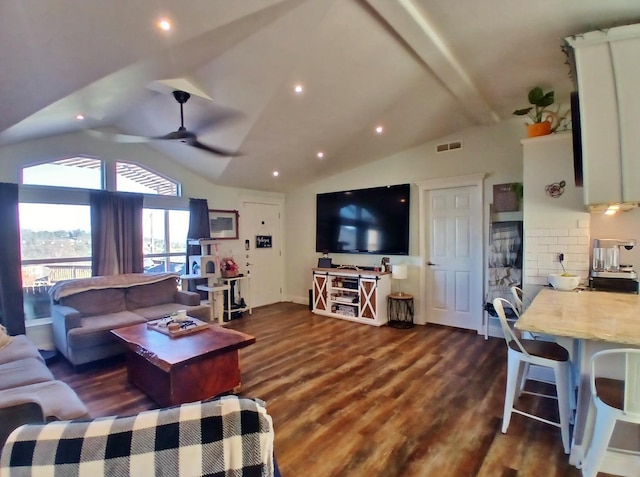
[187, 198, 210, 295]
[90, 191, 144, 276]
[0, 183, 25, 335]
[187, 198, 210, 241]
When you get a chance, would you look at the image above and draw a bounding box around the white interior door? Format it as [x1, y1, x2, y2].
[241, 200, 282, 308]
[425, 185, 481, 331]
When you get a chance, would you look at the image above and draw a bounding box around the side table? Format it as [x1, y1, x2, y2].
[387, 293, 414, 328]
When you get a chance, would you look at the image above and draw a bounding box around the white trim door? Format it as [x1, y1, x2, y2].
[242, 199, 283, 308]
[416, 174, 484, 332]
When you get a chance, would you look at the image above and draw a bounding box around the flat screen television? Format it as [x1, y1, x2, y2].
[315, 183, 410, 255]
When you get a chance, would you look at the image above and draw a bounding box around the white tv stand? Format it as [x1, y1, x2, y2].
[312, 268, 390, 326]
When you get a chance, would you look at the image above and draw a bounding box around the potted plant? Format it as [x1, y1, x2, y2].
[513, 86, 558, 137]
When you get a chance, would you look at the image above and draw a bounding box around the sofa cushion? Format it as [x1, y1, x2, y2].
[126, 278, 178, 310]
[60, 288, 126, 317]
[67, 311, 146, 350]
[130, 303, 209, 321]
[0, 381, 89, 421]
[0, 358, 54, 390]
[0, 335, 43, 365]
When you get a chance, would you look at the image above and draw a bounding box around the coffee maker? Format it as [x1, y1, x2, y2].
[590, 238, 639, 293]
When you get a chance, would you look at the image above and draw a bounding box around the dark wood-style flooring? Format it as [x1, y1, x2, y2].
[49, 303, 591, 476]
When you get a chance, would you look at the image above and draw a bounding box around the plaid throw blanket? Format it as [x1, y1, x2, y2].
[0, 396, 274, 477]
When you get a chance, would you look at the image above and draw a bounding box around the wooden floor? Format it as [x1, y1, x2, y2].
[49, 303, 589, 477]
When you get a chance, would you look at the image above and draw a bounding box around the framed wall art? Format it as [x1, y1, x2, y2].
[209, 209, 239, 240]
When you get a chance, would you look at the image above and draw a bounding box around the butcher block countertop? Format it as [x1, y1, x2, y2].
[516, 287, 640, 346]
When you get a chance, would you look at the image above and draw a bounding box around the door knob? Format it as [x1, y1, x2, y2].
[427, 261, 438, 266]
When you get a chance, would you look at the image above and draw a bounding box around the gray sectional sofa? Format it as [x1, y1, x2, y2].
[0, 335, 89, 446]
[50, 273, 209, 366]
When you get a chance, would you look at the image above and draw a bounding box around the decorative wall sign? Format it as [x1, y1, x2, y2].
[493, 183, 522, 212]
[256, 235, 272, 248]
[209, 209, 239, 239]
[545, 180, 566, 198]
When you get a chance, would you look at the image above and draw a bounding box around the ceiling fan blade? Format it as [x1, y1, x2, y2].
[190, 108, 245, 135]
[87, 90, 246, 159]
[86, 129, 151, 143]
[190, 140, 242, 157]
[153, 128, 194, 141]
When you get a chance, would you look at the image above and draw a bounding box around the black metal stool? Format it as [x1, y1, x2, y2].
[387, 293, 414, 328]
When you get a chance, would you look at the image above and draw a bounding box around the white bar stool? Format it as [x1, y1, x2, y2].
[580, 348, 640, 477]
[493, 297, 574, 454]
[510, 286, 528, 315]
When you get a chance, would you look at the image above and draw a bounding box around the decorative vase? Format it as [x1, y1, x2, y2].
[527, 121, 552, 138]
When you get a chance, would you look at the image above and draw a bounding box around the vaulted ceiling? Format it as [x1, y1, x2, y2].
[2, 0, 640, 192]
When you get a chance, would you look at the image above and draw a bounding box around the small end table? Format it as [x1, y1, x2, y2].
[387, 293, 414, 328]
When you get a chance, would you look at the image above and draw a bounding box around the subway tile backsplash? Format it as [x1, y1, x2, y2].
[524, 220, 590, 287]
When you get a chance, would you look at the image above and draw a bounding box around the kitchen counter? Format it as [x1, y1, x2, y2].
[515, 287, 640, 345]
[515, 286, 640, 471]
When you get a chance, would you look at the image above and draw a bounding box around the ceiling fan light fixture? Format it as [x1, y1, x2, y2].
[273, 171, 280, 177]
[293, 84, 304, 94]
[316, 151, 324, 159]
[375, 125, 384, 134]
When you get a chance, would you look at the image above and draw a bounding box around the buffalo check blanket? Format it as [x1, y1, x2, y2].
[0, 395, 274, 477]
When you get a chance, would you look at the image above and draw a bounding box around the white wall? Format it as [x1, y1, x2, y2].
[284, 119, 527, 318]
[590, 208, 640, 268]
[522, 132, 591, 296]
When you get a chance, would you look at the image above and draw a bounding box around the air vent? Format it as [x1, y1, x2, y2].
[436, 141, 463, 153]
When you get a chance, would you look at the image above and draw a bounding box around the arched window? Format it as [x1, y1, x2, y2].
[116, 161, 179, 196]
[22, 157, 103, 189]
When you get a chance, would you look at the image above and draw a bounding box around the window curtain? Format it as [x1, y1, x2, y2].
[186, 198, 210, 295]
[90, 191, 144, 276]
[0, 183, 25, 335]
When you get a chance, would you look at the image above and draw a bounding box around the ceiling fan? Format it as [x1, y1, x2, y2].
[89, 90, 242, 157]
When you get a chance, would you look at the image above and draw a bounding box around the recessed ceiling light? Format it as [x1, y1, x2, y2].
[75, 114, 85, 121]
[273, 171, 279, 177]
[157, 19, 172, 31]
[375, 125, 384, 134]
[316, 151, 324, 159]
[294, 84, 304, 94]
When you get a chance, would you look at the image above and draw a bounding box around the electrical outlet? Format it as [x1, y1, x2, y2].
[558, 253, 564, 262]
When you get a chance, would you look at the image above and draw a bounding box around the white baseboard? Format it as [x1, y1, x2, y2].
[287, 295, 309, 306]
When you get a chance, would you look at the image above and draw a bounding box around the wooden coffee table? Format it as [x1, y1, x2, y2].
[111, 322, 255, 407]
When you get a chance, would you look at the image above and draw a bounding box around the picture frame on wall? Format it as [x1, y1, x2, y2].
[209, 209, 239, 240]
[492, 183, 522, 212]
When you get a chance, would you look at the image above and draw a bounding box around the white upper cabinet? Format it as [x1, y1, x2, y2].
[611, 36, 640, 201]
[566, 25, 640, 206]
